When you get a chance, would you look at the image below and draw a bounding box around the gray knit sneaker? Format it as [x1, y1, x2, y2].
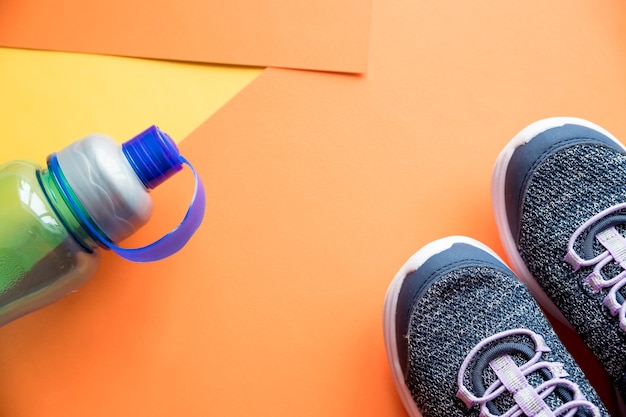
[492, 117, 626, 404]
[383, 236, 607, 417]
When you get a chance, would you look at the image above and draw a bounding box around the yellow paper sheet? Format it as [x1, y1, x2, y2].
[0, 47, 262, 163]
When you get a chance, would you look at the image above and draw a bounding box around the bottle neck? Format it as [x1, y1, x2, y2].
[37, 167, 103, 253]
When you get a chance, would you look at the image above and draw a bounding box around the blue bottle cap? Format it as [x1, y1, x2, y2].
[122, 126, 183, 189]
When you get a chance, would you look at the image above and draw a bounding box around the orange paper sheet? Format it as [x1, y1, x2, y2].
[1, 1, 626, 416]
[0, 0, 371, 73]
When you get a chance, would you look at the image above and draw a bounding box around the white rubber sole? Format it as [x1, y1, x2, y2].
[382, 236, 505, 417]
[491, 116, 625, 327]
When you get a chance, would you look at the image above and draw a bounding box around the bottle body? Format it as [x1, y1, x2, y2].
[0, 160, 99, 326]
[0, 126, 204, 326]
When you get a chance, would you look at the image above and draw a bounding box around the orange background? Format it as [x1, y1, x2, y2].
[1, 0, 626, 416]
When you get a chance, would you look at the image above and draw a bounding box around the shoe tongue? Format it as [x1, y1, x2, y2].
[581, 213, 626, 259]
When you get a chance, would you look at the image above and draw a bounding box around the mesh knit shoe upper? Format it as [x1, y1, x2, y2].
[492, 117, 626, 402]
[383, 236, 608, 417]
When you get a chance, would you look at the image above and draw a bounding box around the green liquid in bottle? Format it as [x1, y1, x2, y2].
[0, 161, 98, 325]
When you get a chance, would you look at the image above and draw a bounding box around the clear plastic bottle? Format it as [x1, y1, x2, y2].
[0, 126, 205, 326]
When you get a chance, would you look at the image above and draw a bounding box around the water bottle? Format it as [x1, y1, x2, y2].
[0, 126, 205, 326]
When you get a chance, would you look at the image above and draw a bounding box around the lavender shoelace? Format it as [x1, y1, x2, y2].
[456, 329, 599, 417]
[565, 202, 626, 332]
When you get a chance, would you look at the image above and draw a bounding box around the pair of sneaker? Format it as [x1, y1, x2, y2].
[384, 117, 626, 416]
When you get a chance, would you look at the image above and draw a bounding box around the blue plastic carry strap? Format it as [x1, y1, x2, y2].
[109, 127, 207, 261]
[108, 157, 206, 262]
